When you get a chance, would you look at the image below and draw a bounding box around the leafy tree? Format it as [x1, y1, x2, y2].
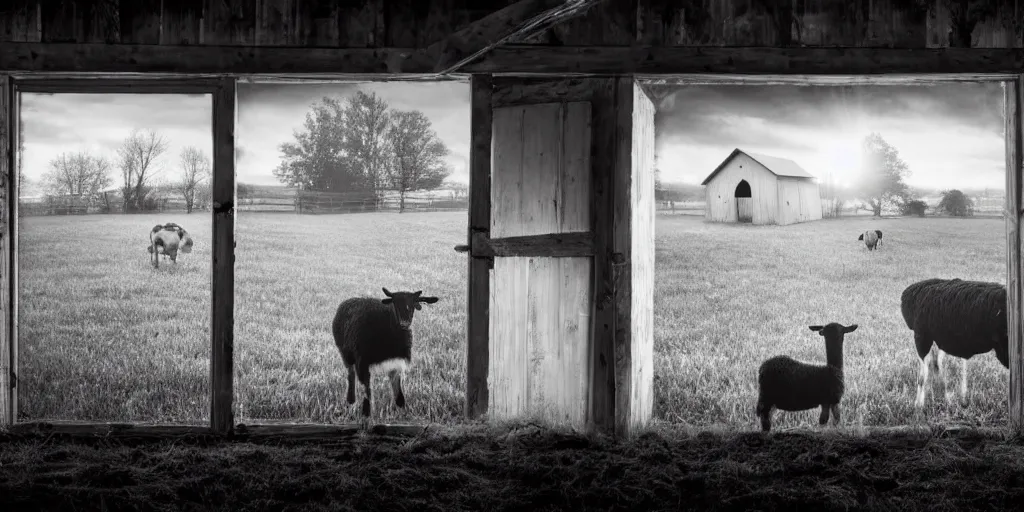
[387, 110, 451, 212]
[937, 189, 974, 217]
[272, 91, 453, 211]
[272, 97, 354, 191]
[900, 198, 929, 217]
[855, 132, 911, 217]
[117, 128, 168, 212]
[341, 91, 393, 207]
[176, 146, 211, 213]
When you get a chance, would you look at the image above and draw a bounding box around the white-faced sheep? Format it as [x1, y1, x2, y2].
[857, 229, 881, 250]
[147, 223, 194, 268]
[331, 287, 439, 419]
[755, 322, 859, 432]
[901, 278, 1008, 409]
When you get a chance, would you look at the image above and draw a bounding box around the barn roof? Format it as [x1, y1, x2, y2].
[700, 148, 816, 186]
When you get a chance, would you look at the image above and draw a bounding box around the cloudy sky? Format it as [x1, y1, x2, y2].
[20, 92, 214, 196]
[655, 82, 1007, 191]
[19, 81, 471, 194]
[19, 80, 1005, 195]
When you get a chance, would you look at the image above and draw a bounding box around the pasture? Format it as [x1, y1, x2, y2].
[14, 211, 1011, 429]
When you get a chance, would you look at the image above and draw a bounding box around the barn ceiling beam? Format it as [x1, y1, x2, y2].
[465, 45, 1024, 76]
[408, 0, 610, 75]
[2, 43, 1023, 76]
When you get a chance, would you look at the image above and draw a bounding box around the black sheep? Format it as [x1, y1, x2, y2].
[331, 287, 439, 419]
[755, 322, 859, 432]
[901, 278, 1008, 408]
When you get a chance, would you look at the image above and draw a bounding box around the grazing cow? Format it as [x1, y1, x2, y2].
[147, 223, 194, 268]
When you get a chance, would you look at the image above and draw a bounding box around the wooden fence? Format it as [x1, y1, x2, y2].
[20, 189, 469, 216]
[654, 198, 1007, 219]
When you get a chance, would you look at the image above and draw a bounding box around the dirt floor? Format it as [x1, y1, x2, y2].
[1, 423, 1024, 511]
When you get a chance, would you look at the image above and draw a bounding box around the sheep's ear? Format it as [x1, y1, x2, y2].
[809, 325, 823, 332]
[382, 287, 393, 297]
[857, 234, 863, 240]
[381, 298, 393, 305]
[418, 296, 439, 304]
[844, 324, 859, 333]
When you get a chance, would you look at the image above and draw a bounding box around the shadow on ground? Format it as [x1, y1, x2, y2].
[1, 423, 1023, 511]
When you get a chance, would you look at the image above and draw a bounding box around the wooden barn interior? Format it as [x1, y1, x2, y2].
[2, 1, 1024, 508]
[0, 0, 1023, 440]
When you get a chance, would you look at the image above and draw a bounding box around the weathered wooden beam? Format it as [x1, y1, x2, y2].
[4, 42, 1024, 75]
[456, 231, 594, 257]
[0, 74, 11, 427]
[211, 77, 236, 435]
[234, 422, 426, 439]
[465, 74, 492, 421]
[2, 421, 213, 438]
[588, 77, 617, 435]
[492, 76, 599, 107]
[414, 0, 609, 74]
[638, 74, 1013, 86]
[1007, 76, 1024, 435]
[0, 42, 417, 74]
[467, 45, 1024, 75]
[13, 77, 226, 93]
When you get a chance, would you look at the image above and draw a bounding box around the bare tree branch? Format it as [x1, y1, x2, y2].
[176, 146, 211, 214]
[117, 128, 169, 213]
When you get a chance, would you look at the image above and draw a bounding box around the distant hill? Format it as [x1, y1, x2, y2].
[657, 182, 704, 202]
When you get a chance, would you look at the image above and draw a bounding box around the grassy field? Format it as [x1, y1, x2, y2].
[15, 211, 1011, 429]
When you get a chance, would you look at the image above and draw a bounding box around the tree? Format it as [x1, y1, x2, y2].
[176, 146, 211, 213]
[341, 91, 393, 207]
[41, 151, 113, 197]
[855, 132, 911, 217]
[387, 110, 451, 212]
[271, 97, 352, 191]
[117, 128, 169, 212]
[937, 189, 974, 217]
[900, 198, 929, 217]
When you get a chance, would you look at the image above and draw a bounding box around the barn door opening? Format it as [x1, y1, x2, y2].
[735, 180, 753, 223]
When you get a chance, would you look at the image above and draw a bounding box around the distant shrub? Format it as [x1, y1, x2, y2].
[937, 189, 974, 217]
[901, 199, 928, 217]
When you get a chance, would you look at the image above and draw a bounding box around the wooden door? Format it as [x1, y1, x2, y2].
[737, 198, 753, 222]
[461, 76, 656, 435]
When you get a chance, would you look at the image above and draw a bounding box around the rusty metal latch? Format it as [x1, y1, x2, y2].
[454, 244, 470, 253]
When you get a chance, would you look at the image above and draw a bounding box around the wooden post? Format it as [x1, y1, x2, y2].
[589, 78, 618, 434]
[589, 77, 656, 437]
[465, 74, 492, 419]
[210, 77, 237, 434]
[0, 74, 12, 427]
[1006, 76, 1024, 434]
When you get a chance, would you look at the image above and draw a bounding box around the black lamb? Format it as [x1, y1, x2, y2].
[331, 287, 439, 418]
[901, 278, 1008, 408]
[755, 322, 859, 432]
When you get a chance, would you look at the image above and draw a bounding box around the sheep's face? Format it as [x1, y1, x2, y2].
[809, 323, 858, 346]
[381, 287, 440, 329]
[180, 233, 194, 254]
